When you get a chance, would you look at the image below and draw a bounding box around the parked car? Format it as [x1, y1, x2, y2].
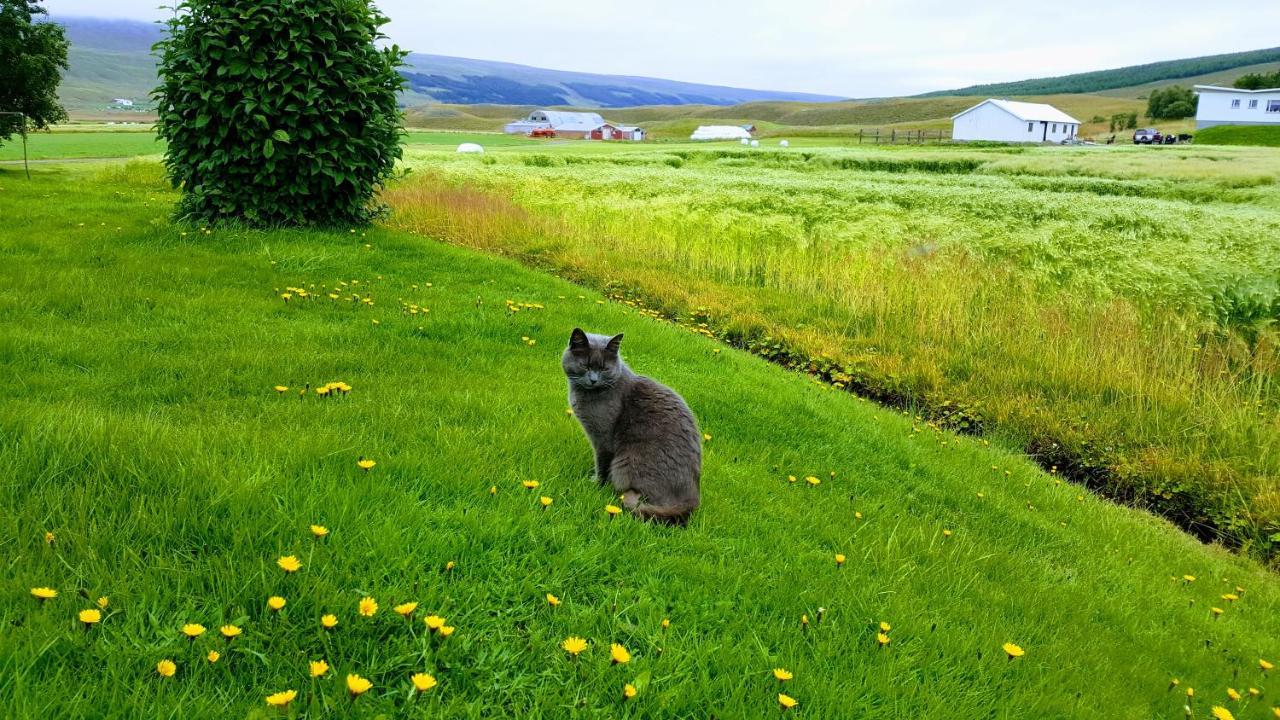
[1133, 128, 1162, 144]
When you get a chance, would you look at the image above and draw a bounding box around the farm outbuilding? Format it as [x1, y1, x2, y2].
[589, 124, 647, 141]
[1193, 85, 1280, 129]
[951, 99, 1080, 143]
[691, 125, 752, 141]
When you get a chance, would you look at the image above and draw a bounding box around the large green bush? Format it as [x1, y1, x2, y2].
[153, 0, 407, 226]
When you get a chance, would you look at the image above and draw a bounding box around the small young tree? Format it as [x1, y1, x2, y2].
[154, 0, 407, 226]
[0, 1, 69, 146]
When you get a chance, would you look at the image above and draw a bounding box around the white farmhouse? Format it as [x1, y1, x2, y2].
[1193, 85, 1280, 129]
[951, 99, 1080, 143]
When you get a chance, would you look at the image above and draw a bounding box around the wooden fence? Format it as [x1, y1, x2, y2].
[857, 128, 950, 145]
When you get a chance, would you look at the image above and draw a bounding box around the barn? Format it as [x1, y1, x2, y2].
[504, 110, 645, 141]
[589, 124, 647, 141]
[951, 99, 1080, 143]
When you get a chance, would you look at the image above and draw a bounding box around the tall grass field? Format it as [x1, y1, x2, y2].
[386, 141, 1280, 565]
[1, 138, 1278, 718]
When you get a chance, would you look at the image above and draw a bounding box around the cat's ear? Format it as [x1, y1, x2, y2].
[606, 333, 624, 353]
[570, 328, 589, 350]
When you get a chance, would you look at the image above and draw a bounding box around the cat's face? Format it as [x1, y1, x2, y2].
[562, 328, 625, 391]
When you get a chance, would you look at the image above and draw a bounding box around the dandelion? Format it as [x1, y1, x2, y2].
[943, 529, 953, 537]
[424, 615, 445, 631]
[539, 496, 553, 508]
[274, 385, 288, 394]
[606, 504, 622, 517]
[1251, 689, 1261, 697]
[801, 614, 809, 629]
[546, 593, 561, 607]
[156, 659, 176, 678]
[97, 596, 109, 609]
[182, 623, 206, 639]
[446, 561, 456, 571]
[1188, 688, 1196, 698]
[411, 672, 438, 692]
[268, 596, 286, 611]
[489, 486, 497, 495]
[703, 433, 712, 441]
[30, 587, 57, 601]
[835, 553, 846, 567]
[879, 621, 891, 633]
[439, 625, 455, 637]
[610, 643, 631, 664]
[522, 480, 539, 489]
[1184, 575, 1197, 583]
[624, 683, 637, 700]
[359, 597, 378, 617]
[79, 609, 101, 627]
[805, 476, 820, 486]
[562, 636, 588, 656]
[1211, 607, 1224, 617]
[1222, 593, 1239, 602]
[661, 618, 670, 630]
[877, 633, 891, 646]
[1262, 658, 1274, 671]
[310, 660, 329, 677]
[357, 457, 376, 471]
[265, 690, 297, 708]
[779, 693, 798, 710]
[1002, 642, 1025, 659]
[207, 651, 220, 663]
[773, 668, 793, 681]
[346, 674, 372, 697]
[854, 511, 863, 520]
[1227, 688, 1241, 701]
[788, 475, 797, 483]
[395, 602, 419, 618]
[310, 524, 329, 538]
[277, 556, 302, 573]
[321, 614, 338, 629]
[1211, 707, 1235, 720]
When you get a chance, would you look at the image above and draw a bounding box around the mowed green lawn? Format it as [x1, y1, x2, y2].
[1, 160, 1278, 718]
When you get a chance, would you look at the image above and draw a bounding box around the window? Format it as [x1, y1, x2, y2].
[1052, 123, 1058, 133]
[1248, 99, 1258, 109]
[1231, 99, 1241, 109]
[1268, 100, 1280, 113]
[1028, 121, 1034, 132]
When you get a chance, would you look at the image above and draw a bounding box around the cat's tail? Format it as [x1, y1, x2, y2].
[634, 499, 698, 527]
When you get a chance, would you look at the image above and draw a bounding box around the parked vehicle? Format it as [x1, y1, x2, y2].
[528, 128, 557, 139]
[1133, 128, 1162, 144]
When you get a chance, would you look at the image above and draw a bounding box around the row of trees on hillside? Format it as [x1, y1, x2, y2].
[1234, 67, 1280, 90]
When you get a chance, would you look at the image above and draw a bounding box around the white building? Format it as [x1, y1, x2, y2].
[111, 98, 135, 107]
[503, 110, 606, 139]
[951, 99, 1080, 143]
[690, 125, 752, 141]
[1193, 85, 1280, 129]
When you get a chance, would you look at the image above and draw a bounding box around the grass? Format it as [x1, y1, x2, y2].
[384, 141, 1280, 564]
[2, 158, 1279, 718]
[1196, 125, 1280, 148]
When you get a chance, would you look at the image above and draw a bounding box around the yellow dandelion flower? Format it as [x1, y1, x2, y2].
[357, 458, 376, 471]
[310, 524, 329, 538]
[605, 504, 622, 516]
[879, 621, 891, 632]
[1188, 687, 1196, 697]
[562, 636, 588, 656]
[1211, 607, 1224, 617]
[358, 597, 378, 617]
[1184, 575, 1197, 582]
[1222, 593, 1239, 602]
[268, 596, 286, 611]
[779, 693, 798, 710]
[97, 596, 109, 609]
[310, 660, 329, 677]
[274, 385, 288, 394]
[1227, 688, 1241, 701]
[624, 683, 637, 699]
[835, 553, 846, 566]
[1251, 689, 1261, 697]
[943, 529, 953, 537]
[265, 690, 297, 707]
[877, 633, 891, 646]
[182, 623, 206, 639]
[489, 485, 497, 495]
[546, 593, 561, 607]
[439, 625, 456, 637]
[1211, 707, 1235, 720]
[1272, 708, 1279, 719]
[156, 659, 176, 678]
[788, 475, 797, 483]
[207, 650, 220, 663]
[773, 668, 793, 681]
[610, 643, 631, 664]
[346, 674, 372, 697]
[395, 602, 418, 618]
[277, 555, 302, 573]
[424, 615, 445, 631]
[1262, 658, 1274, 671]
[79, 609, 101, 626]
[31, 587, 57, 601]
[321, 614, 338, 629]
[522, 480, 539, 489]
[412, 673, 437, 692]
[1003, 642, 1025, 659]
[854, 511, 863, 520]
[661, 618, 670, 629]
[703, 433, 712, 441]
[218, 624, 241, 639]
[540, 496, 553, 507]
[446, 561, 456, 571]
[805, 476, 820, 486]
[44, 531, 56, 544]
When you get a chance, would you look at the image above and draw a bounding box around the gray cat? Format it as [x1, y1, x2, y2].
[562, 328, 701, 526]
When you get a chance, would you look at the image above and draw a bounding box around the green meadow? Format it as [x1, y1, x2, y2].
[1, 138, 1279, 718]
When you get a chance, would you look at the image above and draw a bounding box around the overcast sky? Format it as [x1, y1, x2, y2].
[45, 0, 1280, 97]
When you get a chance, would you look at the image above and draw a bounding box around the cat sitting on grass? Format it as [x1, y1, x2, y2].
[562, 328, 701, 526]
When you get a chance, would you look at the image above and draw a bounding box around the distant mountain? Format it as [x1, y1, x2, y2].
[920, 47, 1280, 97]
[50, 16, 841, 115]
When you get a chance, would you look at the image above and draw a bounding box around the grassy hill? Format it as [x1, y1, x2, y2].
[1, 154, 1278, 718]
[920, 47, 1280, 97]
